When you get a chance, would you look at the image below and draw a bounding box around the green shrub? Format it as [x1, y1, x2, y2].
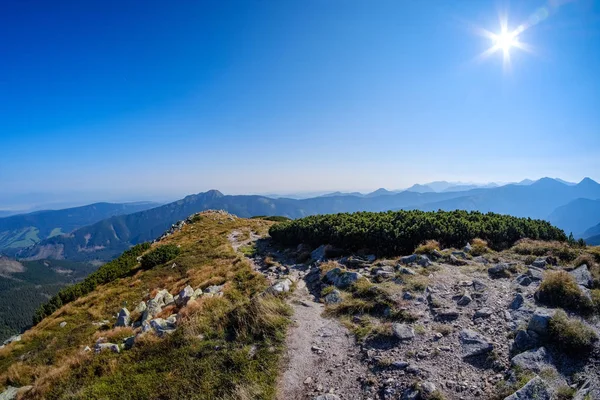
[140, 244, 181, 269]
[536, 271, 593, 314]
[548, 310, 598, 353]
[250, 215, 291, 222]
[33, 243, 150, 324]
[554, 386, 576, 400]
[269, 210, 566, 256]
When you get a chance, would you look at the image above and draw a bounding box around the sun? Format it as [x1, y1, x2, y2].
[493, 30, 518, 53]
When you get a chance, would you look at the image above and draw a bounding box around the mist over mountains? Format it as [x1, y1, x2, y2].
[2, 177, 598, 262]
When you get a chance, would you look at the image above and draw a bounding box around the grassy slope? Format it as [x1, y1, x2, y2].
[0, 213, 291, 400]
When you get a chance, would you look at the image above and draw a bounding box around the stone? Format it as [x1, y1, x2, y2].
[504, 377, 550, 400]
[570, 265, 593, 288]
[116, 308, 131, 327]
[431, 250, 443, 259]
[398, 266, 416, 275]
[392, 323, 415, 341]
[391, 360, 409, 370]
[403, 291, 414, 300]
[153, 289, 170, 306]
[323, 289, 343, 304]
[531, 258, 547, 269]
[323, 268, 363, 289]
[375, 270, 395, 280]
[488, 263, 510, 278]
[437, 309, 459, 321]
[511, 347, 552, 373]
[473, 256, 489, 264]
[176, 285, 195, 307]
[514, 330, 540, 351]
[452, 251, 468, 259]
[459, 329, 493, 358]
[142, 299, 162, 322]
[474, 308, 492, 319]
[472, 279, 487, 291]
[311, 245, 327, 262]
[204, 285, 224, 295]
[268, 279, 293, 294]
[464, 243, 473, 253]
[401, 389, 420, 400]
[528, 309, 554, 336]
[421, 381, 436, 394]
[95, 343, 120, 353]
[150, 318, 176, 337]
[516, 275, 533, 286]
[527, 267, 544, 281]
[59, 321, 67, 328]
[457, 291, 472, 306]
[449, 255, 467, 266]
[401, 254, 417, 264]
[509, 293, 525, 310]
[2, 335, 21, 346]
[417, 255, 431, 267]
[123, 336, 135, 350]
[0, 386, 31, 400]
[134, 301, 147, 314]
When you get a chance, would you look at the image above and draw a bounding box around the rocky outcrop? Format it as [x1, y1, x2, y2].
[459, 329, 493, 358]
[504, 376, 550, 400]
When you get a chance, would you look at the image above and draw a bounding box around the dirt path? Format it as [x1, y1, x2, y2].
[227, 230, 370, 400]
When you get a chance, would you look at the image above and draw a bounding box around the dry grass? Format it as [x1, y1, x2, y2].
[470, 238, 491, 256]
[549, 310, 598, 353]
[536, 271, 593, 314]
[415, 240, 440, 254]
[511, 239, 578, 262]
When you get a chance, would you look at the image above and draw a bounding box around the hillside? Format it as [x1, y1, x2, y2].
[0, 202, 160, 252]
[1, 211, 599, 399]
[547, 198, 600, 237]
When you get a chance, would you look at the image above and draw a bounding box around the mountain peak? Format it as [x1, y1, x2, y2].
[578, 177, 598, 186]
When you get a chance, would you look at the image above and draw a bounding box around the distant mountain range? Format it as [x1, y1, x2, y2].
[11, 177, 600, 262]
[0, 202, 160, 254]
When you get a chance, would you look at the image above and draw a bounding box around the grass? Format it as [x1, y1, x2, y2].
[470, 238, 491, 256]
[415, 240, 440, 254]
[0, 212, 291, 399]
[511, 239, 578, 262]
[239, 244, 257, 257]
[554, 386, 576, 400]
[491, 366, 535, 400]
[536, 271, 593, 314]
[548, 310, 598, 354]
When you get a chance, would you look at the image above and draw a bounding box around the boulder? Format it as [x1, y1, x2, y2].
[472, 279, 487, 291]
[514, 330, 540, 351]
[488, 263, 510, 278]
[436, 309, 459, 321]
[134, 301, 147, 314]
[527, 267, 544, 281]
[527, 309, 554, 336]
[153, 289, 171, 306]
[459, 329, 493, 358]
[150, 318, 176, 337]
[516, 275, 533, 287]
[511, 347, 552, 373]
[417, 255, 431, 267]
[314, 395, 341, 400]
[473, 256, 489, 264]
[474, 308, 492, 319]
[401, 254, 417, 264]
[323, 289, 343, 304]
[421, 382, 436, 394]
[449, 255, 467, 266]
[452, 251, 468, 259]
[123, 336, 135, 350]
[323, 268, 363, 289]
[509, 293, 525, 310]
[400, 389, 420, 400]
[311, 245, 326, 262]
[531, 258, 547, 269]
[176, 285, 195, 307]
[504, 376, 550, 400]
[204, 285, 224, 295]
[569, 265, 592, 288]
[115, 308, 131, 327]
[392, 323, 415, 341]
[391, 360, 409, 370]
[398, 267, 417, 275]
[457, 291, 472, 306]
[95, 343, 120, 353]
[431, 250, 443, 259]
[464, 243, 473, 253]
[142, 299, 162, 322]
[268, 279, 293, 294]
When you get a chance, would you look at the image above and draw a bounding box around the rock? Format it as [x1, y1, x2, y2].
[142, 299, 162, 322]
[474, 308, 492, 319]
[150, 318, 176, 337]
[401, 389, 420, 400]
[431, 249, 443, 259]
[488, 263, 510, 278]
[472, 279, 487, 291]
[314, 395, 341, 400]
[459, 329, 493, 358]
[464, 243, 473, 253]
[531, 258, 547, 269]
[511, 347, 552, 373]
[401, 254, 417, 264]
[569, 265, 592, 288]
[123, 336, 135, 350]
[116, 308, 131, 327]
[514, 330, 540, 351]
[323, 268, 363, 289]
[398, 266, 417, 275]
[473, 256, 489, 264]
[528, 309, 554, 336]
[134, 301, 147, 314]
[311, 245, 326, 262]
[153, 289, 170, 306]
[268, 279, 293, 294]
[504, 376, 550, 400]
[392, 323, 415, 341]
[391, 360, 409, 370]
[2, 335, 21, 346]
[452, 251, 468, 259]
[204, 285, 224, 295]
[516, 274, 533, 286]
[527, 267, 544, 281]
[509, 293, 525, 310]
[449, 255, 467, 266]
[162, 292, 175, 306]
[323, 289, 343, 304]
[95, 343, 120, 353]
[437, 309, 459, 321]
[403, 291, 414, 300]
[59, 321, 67, 328]
[175, 285, 195, 307]
[0, 386, 32, 400]
[421, 381, 436, 394]
[375, 270, 395, 280]
[417, 255, 431, 267]
[427, 292, 443, 308]
[457, 291, 472, 306]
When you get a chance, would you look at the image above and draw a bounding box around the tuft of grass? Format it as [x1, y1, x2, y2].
[511, 239, 578, 262]
[548, 310, 597, 354]
[239, 244, 257, 257]
[536, 271, 593, 314]
[432, 323, 453, 336]
[554, 386, 576, 400]
[574, 254, 595, 268]
[415, 240, 440, 254]
[470, 238, 490, 256]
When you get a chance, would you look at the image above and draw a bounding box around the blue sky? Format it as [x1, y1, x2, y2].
[1, 0, 599, 206]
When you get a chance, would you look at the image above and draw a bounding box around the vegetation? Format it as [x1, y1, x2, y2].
[250, 215, 292, 222]
[33, 243, 151, 324]
[270, 210, 566, 256]
[415, 240, 440, 254]
[140, 244, 181, 269]
[511, 238, 577, 262]
[548, 310, 598, 353]
[536, 271, 593, 314]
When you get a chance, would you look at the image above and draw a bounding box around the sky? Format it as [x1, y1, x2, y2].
[1, 0, 599, 208]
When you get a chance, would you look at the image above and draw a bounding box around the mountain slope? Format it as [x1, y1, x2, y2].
[547, 198, 600, 237]
[0, 202, 160, 252]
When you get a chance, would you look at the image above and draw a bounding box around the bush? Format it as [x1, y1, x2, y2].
[549, 310, 597, 353]
[415, 240, 440, 254]
[470, 238, 490, 256]
[536, 271, 593, 314]
[250, 215, 291, 222]
[33, 243, 150, 324]
[140, 244, 181, 269]
[269, 210, 566, 256]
